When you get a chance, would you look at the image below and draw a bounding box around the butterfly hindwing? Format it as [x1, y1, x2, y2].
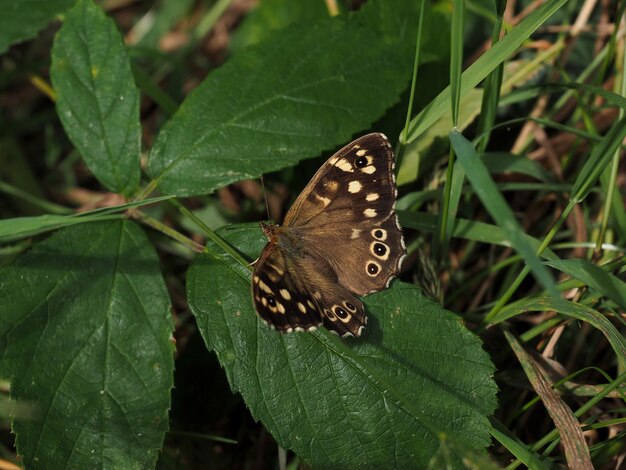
[252, 243, 323, 332]
[252, 239, 367, 337]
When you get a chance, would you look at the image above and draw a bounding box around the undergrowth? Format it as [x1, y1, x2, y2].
[0, 0, 625, 469]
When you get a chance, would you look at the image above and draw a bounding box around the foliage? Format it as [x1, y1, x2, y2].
[1, 0, 625, 469]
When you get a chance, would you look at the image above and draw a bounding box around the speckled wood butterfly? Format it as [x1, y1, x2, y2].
[252, 133, 406, 337]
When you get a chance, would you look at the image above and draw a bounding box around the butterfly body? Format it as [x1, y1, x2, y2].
[252, 133, 406, 337]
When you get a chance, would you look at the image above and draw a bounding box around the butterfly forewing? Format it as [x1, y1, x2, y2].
[285, 133, 406, 295]
[252, 133, 405, 338]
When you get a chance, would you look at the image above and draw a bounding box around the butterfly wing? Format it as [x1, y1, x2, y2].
[252, 240, 366, 337]
[283, 133, 406, 296]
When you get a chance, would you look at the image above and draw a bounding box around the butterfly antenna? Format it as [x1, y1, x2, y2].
[260, 174, 271, 222]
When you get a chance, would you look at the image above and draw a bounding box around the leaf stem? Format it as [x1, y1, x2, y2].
[135, 210, 204, 253]
[168, 199, 252, 271]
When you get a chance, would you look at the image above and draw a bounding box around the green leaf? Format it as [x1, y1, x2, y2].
[449, 131, 559, 299]
[0, 220, 174, 469]
[0, 0, 74, 54]
[51, 0, 141, 196]
[148, 17, 409, 197]
[187, 224, 497, 468]
[545, 259, 626, 311]
[231, 0, 329, 51]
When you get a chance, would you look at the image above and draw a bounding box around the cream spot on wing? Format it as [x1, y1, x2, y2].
[335, 158, 353, 172]
[325, 180, 338, 192]
[351, 228, 361, 239]
[258, 279, 273, 294]
[276, 302, 286, 314]
[297, 302, 306, 313]
[364, 208, 377, 218]
[348, 181, 362, 193]
[356, 149, 367, 156]
[294, 326, 304, 332]
[314, 291, 322, 300]
[266, 263, 284, 275]
[329, 155, 339, 165]
[261, 297, 267, 307]
[314, 193, 331, 207]
[307, 300, 315, 309]
[253, 275, 260, 283]
[361, 165, 376, 174]
[366, 193, 379, 201]
[279, 289, 291, 300]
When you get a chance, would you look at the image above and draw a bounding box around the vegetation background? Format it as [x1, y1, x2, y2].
[0, 0, 625, 469]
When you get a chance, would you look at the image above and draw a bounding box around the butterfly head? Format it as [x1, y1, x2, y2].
[260, 221, 278, 239]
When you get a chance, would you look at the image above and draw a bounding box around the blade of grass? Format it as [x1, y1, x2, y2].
[490, 418, 550, 470]
[485, 114, 626, 322]
[399, 211, 560, 260]
[492, 297, 626, 370]
[0, 180, 73, 215]
[404, 0, 569, 143]
[504, 329, 593, 470]
[0, 195, 174, 242]
[545, 258, 626, 311]
[449, 130, 559, 300]
[476, 0, 507, 152]
[434, 0, 464, 260]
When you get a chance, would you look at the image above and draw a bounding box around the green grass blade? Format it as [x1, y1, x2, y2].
[571, 114, 626, 203]
[405, 0, 568, 142]
[545, 259, 626, 311]
[449, 130, 559, 299]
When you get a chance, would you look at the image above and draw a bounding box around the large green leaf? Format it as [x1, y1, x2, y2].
[231, 0, 328, 51]
[51, 0, 141, 196]
[0, 0, 74, 54]
[187, 224, 497, 468]
[148, 15, 409, 197]
[0, 221, 174, 469]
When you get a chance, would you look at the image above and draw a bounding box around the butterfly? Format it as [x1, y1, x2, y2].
[252, 133, 406, 337]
